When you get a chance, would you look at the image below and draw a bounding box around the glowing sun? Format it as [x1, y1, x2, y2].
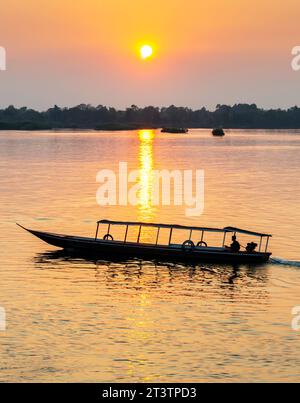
[140, 45, 153, 60]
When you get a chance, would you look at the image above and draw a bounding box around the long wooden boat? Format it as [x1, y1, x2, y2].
[17, 220, 272, 264]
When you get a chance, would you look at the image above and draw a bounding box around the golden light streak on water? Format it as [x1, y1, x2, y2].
[137, 130, 156, 226]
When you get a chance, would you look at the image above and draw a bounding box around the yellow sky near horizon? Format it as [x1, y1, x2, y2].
[1, 0, 299, 55]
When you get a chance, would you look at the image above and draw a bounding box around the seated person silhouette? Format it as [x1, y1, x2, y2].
[226, 235, 241, 253]
[246, 242, 258, 253]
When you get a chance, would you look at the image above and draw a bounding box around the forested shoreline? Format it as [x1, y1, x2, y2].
[1, 103, 300, 130]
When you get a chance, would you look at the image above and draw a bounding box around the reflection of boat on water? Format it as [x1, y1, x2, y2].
[18, 220, 272, 264]
[34, 250, 269, 285]
[161, 127, 188, 134]
[212, 128, 225, 136]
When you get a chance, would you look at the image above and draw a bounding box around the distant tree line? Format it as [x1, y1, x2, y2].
[1, 103, 300, 130]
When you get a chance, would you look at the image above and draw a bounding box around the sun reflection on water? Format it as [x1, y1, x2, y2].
[138, 130, 156, 224]
[125, 292, 156, 382]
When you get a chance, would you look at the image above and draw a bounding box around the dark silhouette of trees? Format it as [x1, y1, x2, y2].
[1, 103, 300, 130]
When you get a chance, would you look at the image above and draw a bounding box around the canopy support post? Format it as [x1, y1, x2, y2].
[137, 225, 142, 243]
[259, 236, 262, 252]
[168, 228, 173, 245]
[155, 227, 160, 246]
[265, 236, 270, 252]
[222, 231, 227, 247]
[95, 222, 99, 241]
[124, 225, 128, 243]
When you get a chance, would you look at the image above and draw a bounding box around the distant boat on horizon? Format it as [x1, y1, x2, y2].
[212, 128, 225, 136]
[161, 127, 188, 134]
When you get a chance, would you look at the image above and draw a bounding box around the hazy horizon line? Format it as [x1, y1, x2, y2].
[1, 103, 300, 113]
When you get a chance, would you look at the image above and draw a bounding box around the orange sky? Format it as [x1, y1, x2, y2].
[0, 0, 300, 109]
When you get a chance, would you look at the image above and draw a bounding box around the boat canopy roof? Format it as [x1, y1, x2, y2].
[224, 226, 272, 238]
[98, 220, 272, 238]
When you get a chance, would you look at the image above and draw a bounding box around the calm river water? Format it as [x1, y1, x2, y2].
[0, 129, 299, 382]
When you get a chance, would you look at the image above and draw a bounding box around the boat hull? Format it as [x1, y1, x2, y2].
[22, 227, 271, 265]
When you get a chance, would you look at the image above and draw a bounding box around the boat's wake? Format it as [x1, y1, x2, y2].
[270, 257, 300, 267]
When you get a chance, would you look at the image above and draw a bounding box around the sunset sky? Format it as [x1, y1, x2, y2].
[0, 0, 300, 109]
